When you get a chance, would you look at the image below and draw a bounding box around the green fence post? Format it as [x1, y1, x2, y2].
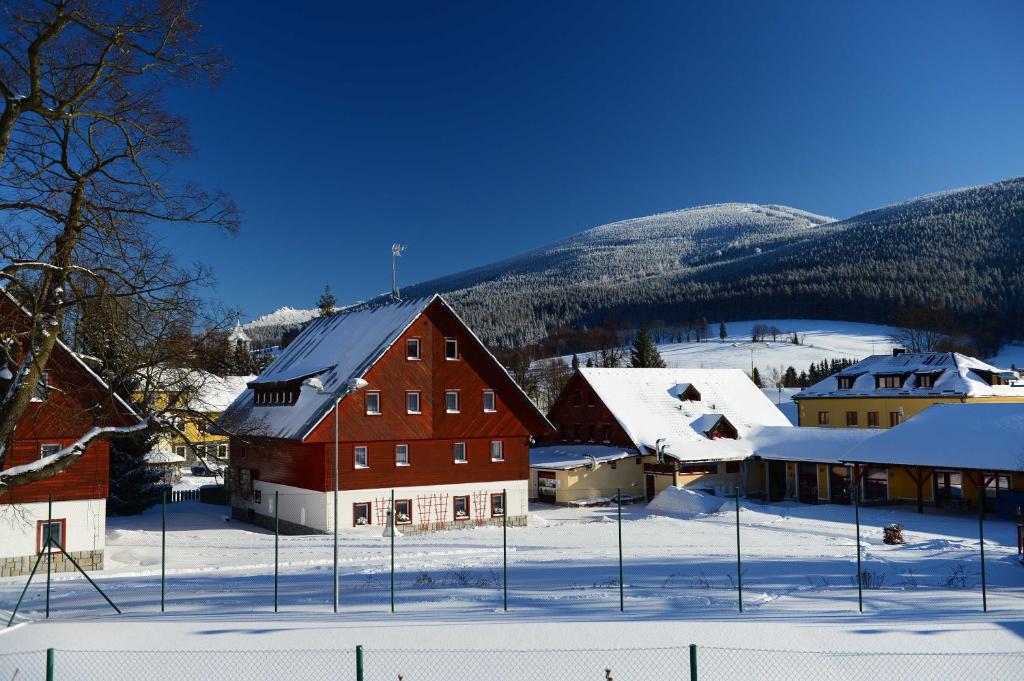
[46, 648, 54, 681]
[735, 488, 743, 613]
[274, 490, 280, 613]
[689, 643, 697, 681]
[356, 644, 364, 681]
[161, 489, 166, 613]
[617, 488, 624, 613]
[45, 494, 52, 619]
[502, 488, 508, 612]
[853, 483, 863, 613]
[390, 488, 395, 614]
[979, 495, 987, 612]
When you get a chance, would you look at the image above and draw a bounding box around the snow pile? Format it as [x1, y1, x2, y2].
[647, 486, 725, 517]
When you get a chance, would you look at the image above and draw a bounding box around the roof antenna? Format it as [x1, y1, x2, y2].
[391, 243, 406, 300]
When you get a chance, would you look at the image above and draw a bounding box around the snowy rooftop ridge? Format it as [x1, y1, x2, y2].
[220, 296, 436, 440]
[579, 367, 792, 462]
[843, 402, 1024, 472]
[796, 351, 1023, 399]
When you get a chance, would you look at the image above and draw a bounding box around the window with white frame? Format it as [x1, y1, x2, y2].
[395, 444, 409, 466]
[365, 391, 381, 415]
[39, 443, 61, 459]
[445, 338, 458, 360]
[490, 440, 504, 461]
[38, 519, 64, 553]
[406, 338, 421, 360]
[174, 445, 186, 457]
[445, 390, 459, 413]
[453, 442, 467, 463]
[354, 446, 369, 468]
[483, 390, 496, 413]
[406, 391, 421, 414]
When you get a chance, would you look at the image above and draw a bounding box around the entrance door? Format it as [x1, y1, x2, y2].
[830, 465, 851, 504]
[768, 461, 787, 501]
[797, 463, 819, 503]
[645, 474, 656, 501]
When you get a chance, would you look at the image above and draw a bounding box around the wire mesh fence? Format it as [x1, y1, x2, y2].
[1, 645, 1022, 681]
[3, 487, 1023, 625]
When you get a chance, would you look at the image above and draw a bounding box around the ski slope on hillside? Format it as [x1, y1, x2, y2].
[565, 319, 900, 375]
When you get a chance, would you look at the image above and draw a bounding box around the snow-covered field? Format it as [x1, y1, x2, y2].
[564, 319, 900, 373]
[2, 499, 1022, 674]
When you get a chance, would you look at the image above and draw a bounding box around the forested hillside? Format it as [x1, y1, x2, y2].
[399, 178, 1024, 351]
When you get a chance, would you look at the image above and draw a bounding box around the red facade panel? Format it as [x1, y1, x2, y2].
[544, 372, 635, 449]
[231, 299, 543, 493]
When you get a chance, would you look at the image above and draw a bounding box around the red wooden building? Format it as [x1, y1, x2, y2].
[219, 295, 551, 533]
[0, 292, 138, 576]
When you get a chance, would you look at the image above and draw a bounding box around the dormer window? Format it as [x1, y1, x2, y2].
[676, 384, 701, 402]
[915, 371, 942, 389]
[876, 374, 904, 389]
[253, 383, 299, 406]
[837, 376, 856, 390]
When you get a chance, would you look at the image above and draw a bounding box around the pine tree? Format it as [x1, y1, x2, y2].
[108, 434, 167, 516]
[317, 284, 337, 317]
[585, 357, 595, 368]
[571, 353, 580, 370]
[630, 326, 666, 368]
[751, 367, 763, 388]
[719, 321, 728, 341]
[783, 366, 799, 388]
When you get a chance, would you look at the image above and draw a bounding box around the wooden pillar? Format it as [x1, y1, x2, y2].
[904, 466, 933, 514]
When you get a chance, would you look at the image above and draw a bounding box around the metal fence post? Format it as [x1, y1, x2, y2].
[274, 490, 279, 613]
[45, 494, 52, 619]
[853, 483, 863, 613]
[390, 489, 395, 613]
[735, 488, 743, 613]
[46, 648, 54, 681]
[617, 488, 624, 612]
[355, 644, 364, 681]
[979, 496, 987, 612]
[502, 487, 508, 612]
[689, 643, 697, 681]
[161, 489, 166, 613]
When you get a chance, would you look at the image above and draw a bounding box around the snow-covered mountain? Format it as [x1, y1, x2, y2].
[242, 306, 319, 346]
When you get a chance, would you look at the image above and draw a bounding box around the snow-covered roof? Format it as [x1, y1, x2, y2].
[221, 296, 433, 440]
[796, 352, 1024, 399]
[136, 367, 256, 413]
[579, 367, 792, 462]
[530, 444, 637, 470]
[144, 450, 186, 465]
[842, 403, 1024, 472]
[746, 425, 881, 464]
[219, 294, 551, 442]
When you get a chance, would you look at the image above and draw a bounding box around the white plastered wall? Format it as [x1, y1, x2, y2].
[0, 498, 106, 559]
[242, 479, 529, 532]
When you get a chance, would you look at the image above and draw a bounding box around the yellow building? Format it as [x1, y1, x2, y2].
[794, 350, 1024, 429]
[141, 370, 255, 467]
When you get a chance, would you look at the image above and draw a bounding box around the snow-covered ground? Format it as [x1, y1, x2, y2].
[2, 499, 1022, 669]
[563, 318, 1024, 377]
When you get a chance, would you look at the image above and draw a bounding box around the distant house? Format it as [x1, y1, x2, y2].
[141, 369, 255, 467]
[533, 368, 792, 503]
[0, 293, 139, 577]
[794, 350, 1024, 429]
[218, 295, 551, 533]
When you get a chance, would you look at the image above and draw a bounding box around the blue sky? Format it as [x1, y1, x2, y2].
[164, 1, 1024, 320]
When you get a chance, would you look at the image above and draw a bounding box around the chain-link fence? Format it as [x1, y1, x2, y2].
[3, 490, 1022, 625]
[2, 645, 1022, 681]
